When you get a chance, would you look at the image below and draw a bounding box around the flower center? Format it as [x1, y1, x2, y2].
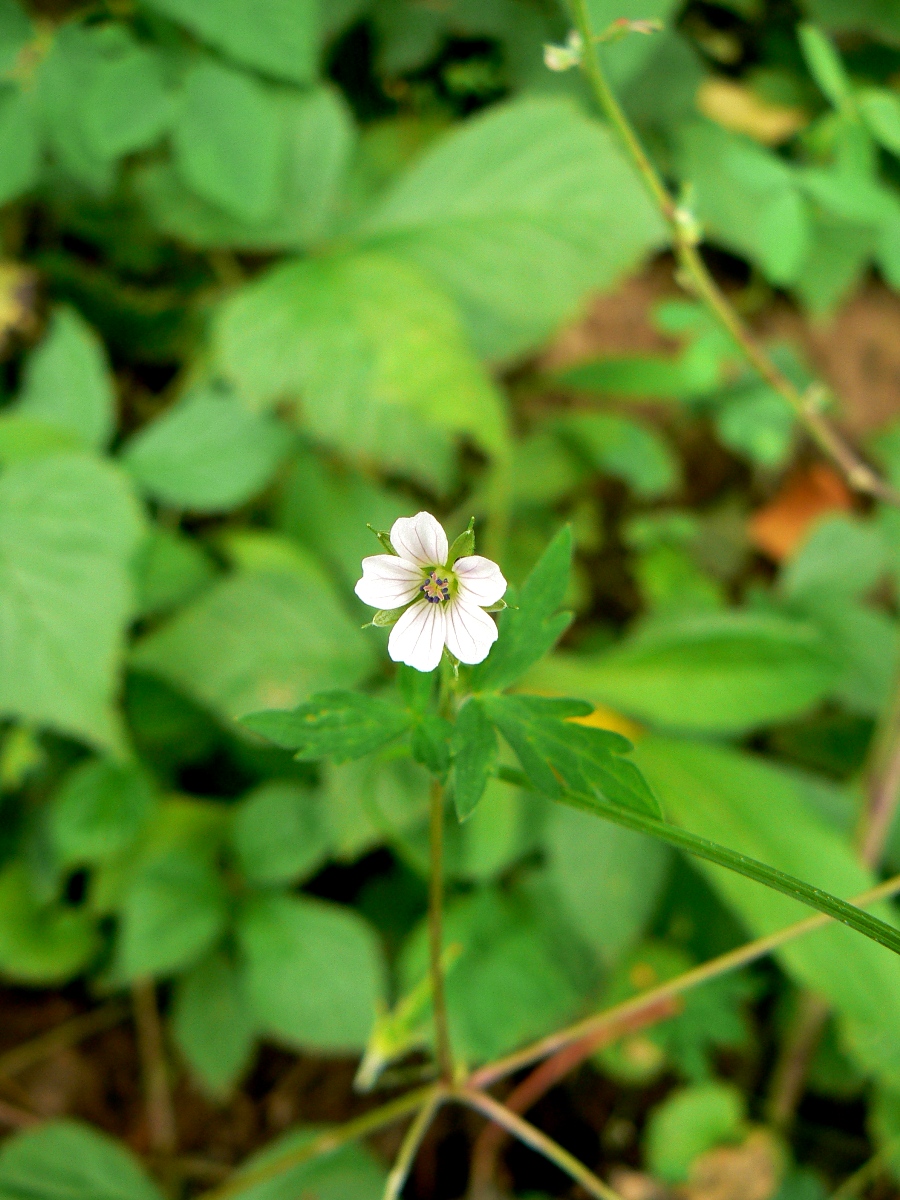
[421, 570, 451, 604]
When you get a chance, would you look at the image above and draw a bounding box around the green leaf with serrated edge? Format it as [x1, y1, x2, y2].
[452, 697, 497, 821]
[497, 768, 900, 959]
[241, 691, 410, 763]
[471, 526, 573, 692]
[0, 1120, 164, 1200]
[485, 694, 658, 818]
[172, 951, 256, 1097]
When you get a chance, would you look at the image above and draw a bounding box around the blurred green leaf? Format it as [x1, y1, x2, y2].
[50, 759, 155, 867]
[131, 526, 216, 619]
[214, 250, 508, 490]
[132, 558, 373, 723]
[526, 611, 840, 734]
[81, 40, 172, 160]
[172, 950, 256, 1096]
[646, 1082, 745, 1182]
[360, 96, 667, 361]
[0, 86, 40, 205]
[123, 385, 292, 512]
[172, 60, 283, 223]
[0, 454, 143, 752]
[119, 847, 228, 980]
[0, 1120, 163, 1200]
[230, 781, 328, 886]
[16, 307, 115, 450]
[798, 23, 853, 110]
[228, 1130, 387, 1200]
[452, 697, 498, 821]
[635, 737, 900, 1088]
[142, 0, 318, 86]
[237, 893, 385, 1052]
[0, 862, 98, 984]
[558, 411, 679, 497]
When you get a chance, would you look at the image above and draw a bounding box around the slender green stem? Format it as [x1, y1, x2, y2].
[428, 777, 454, 1081]
[455, 1088, 623, 1200]
[568, 0, 897, 504]
[470, 870, 900, 1088]
[383, 1093, 443, 1200]
[201, 1085, 441, 1200]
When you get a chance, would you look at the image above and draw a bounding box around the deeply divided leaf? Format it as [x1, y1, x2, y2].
[241, 690, 411, 763]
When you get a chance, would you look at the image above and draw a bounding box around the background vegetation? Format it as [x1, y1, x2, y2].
[4, 0, 900, 1196]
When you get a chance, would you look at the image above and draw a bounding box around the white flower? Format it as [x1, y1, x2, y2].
[355, 511, 507, 673]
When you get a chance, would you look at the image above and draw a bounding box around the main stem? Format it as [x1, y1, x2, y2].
[568, 0, 897, 504]
[429, 776, 454, 1081]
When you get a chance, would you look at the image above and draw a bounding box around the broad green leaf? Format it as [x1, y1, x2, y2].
[399, 883, 588, 1063]
[0, 86, 40, 206]
[16, 307, 115, 450]
[131, 560, 373, 723]
[0, 416, 84, 466]
[228, 1130, 387, 1200]
[860, 88, 900, 157]
[142, 0, 317, 86]
[131, 526, 216, 619]
[0, 0, 32, 76]
[646, 1083, 745, 1183]
[0, 863, 98, 984]
[471, 526, 573, 692]
[237, 893, 385, 1052]
[172, 951, 256, 1096]
[456, 773, 545, 882]
[525, 611, 839, 734]
[277, 443, 407, 590]
[484, 693, 661, 818]
[410, 711, 453, 779]
[452, 697, 498, 821]
[798, 23, 853, 110]
[140, 87, 354, 251]
[0, 1120, 163, 1200]
[678, 121, 809, 286]
[213, 249, 508, 488]
[50, 760, 155, 867]
[241, 690, 411, 763]
[634, 737, 900, 1086]
[119, 848, 228, 979]
[0, 454, 143, 752]
[558, 412, 679, 498]
[546, 806, 670, 967]
[781, 514, 888, 603]
[714, 380, 796, 468]
[35, 26, 115, 194]
[82, 41, 172, 159]
[172, 60, 283, 224]
[230, 781, 329, 886]
[123, 385, 292, 512]
[359, 96, 667, 361]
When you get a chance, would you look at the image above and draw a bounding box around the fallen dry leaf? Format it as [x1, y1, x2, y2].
[748, 463, 852, 561]
[697, 78, 808, 145]
[685, 1129, 783, 1200]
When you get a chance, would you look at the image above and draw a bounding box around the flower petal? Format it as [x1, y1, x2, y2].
[388, 599, 447, 672]
[390, 512, 449, 568]
[453, 555, 507, 607]
[354, 555, 423, 609]
[444, 596, 498, 665]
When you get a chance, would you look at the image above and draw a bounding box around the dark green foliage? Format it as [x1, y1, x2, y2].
[241, 690, 411, 763]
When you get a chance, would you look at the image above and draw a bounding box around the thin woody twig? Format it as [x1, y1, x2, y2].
[383, 1092, 443, 1200]
[132, 980, 177, 1157]
[0, 1001, 128, 1079]
[568, 0, 898, 506]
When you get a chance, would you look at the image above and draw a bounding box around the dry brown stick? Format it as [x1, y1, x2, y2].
[467, 996, 679, 1196]
[0, 1097, 39, 1129]
[132, 980, 177, 1156]
[0, 1001, 128, 1079]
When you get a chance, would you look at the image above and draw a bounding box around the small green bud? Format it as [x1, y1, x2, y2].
[447, 517, 476, 565]
[367, 523, 397, 555]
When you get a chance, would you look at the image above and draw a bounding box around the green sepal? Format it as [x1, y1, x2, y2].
[368, 606, 405, 628]
[367, 523, 397, 555]
[482, 598, 508, 613]
[447, 517, 475, 565]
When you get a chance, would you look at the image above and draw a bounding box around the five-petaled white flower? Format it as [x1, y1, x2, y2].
[355, 511, 507, 673]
